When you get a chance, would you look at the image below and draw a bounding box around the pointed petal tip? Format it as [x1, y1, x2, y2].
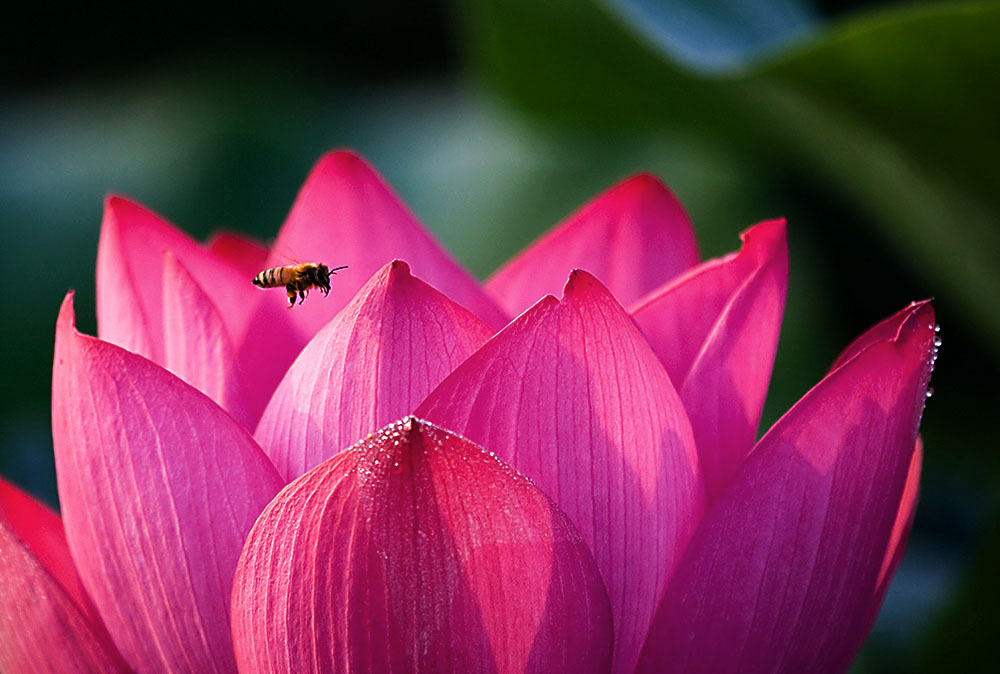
[733, 219, 788, 269]
[898, 300, 938, 391]
[311, 148, 374, 179]
[562, 268, 602, 296]
[614, 171, 679, 202]
[829, 299, 936, 374]
[57, 291, 76, 332]
[897, 299, 934, 338]
[741, 217, 787, 243]
[102, 193, 150, 222]
[386, 258, 413, 280]
[102, 193, 128, 211]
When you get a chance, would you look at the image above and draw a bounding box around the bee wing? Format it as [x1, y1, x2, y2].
[267, 242, 305, 267]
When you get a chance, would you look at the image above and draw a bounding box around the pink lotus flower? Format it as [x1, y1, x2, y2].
[0, 150, 936, 674]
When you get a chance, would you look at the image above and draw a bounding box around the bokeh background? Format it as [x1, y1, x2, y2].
[2, 0, 997, 670]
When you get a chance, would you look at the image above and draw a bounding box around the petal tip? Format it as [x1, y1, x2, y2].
[313, 148, 374, 179]
[562, 268, 610, 301]
[739, 218, 788, 253]
[103, 193, 127, 210]
[895, 300, 935, 344]
[598, 172, 687, 220]
[617, 172, 674, 199]
[57, 291, 76, 332]
[386, 258, 413, 279]
[102, 194, 144, 220]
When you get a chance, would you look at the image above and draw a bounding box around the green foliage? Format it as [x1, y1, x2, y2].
[460, 0, 1000, 361]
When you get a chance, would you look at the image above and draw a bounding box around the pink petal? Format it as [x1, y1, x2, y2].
[52, 293, 285, 674]
[830, 302, 934, 372]
[417, 271, 704, 674]
[96, 196, 257, 364]
[677, 225, 788, 501]
[162, 252, 255, 428]
[206, 232, 270, 279]
[236, 152, 508, 404]
[231, 417, 613, 674]
[486, 174, 699, 318]
[860, 438, 922, 652]
[0, 479, 131, 674]
[636, 301, 936, 674]
[827, 310, 929, 644]
[254, 260, 494, 481]
[630, 219, 787, 386]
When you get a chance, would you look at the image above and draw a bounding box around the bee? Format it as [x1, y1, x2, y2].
[252, 263, 348, 308]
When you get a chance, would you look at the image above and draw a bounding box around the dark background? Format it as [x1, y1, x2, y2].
[2, 1, 997, 670]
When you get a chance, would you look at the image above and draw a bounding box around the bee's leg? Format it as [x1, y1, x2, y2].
[299, 289, 308, 305]
[286, 285, 297, 308]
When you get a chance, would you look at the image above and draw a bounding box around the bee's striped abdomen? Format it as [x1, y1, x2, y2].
[252, 266, 293, 288]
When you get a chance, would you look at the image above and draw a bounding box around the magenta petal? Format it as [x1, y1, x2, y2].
[487, 174, 699, 318]
[0, 478, 130, 673]
[631, 219, 786, 386]
[162, 253, 255, 428]
[236, 151, 508, 407]
[678, 227, 788, 501]
[636, 301, 936, 674]
[231, 417, 613, 674]
[206, 231, 270, 279]
[96, 196, 257, 364]
[255, 260, 494, 481]
[865, 438, 921, 635]
[830, 302, 933, 372]
[52, 293, 285, 674]
[417, 271, 704, 674]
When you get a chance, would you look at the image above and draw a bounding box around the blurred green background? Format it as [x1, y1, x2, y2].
[2, 0, 997, 670]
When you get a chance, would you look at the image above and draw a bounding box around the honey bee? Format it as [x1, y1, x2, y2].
[252, 263, 347, 308]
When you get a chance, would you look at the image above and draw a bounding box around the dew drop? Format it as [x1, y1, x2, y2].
[925, 388, 934, 398]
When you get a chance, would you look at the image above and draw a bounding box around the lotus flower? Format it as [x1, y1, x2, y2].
[0, 150, 936, 674]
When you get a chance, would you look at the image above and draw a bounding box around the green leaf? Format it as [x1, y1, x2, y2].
[459, 0, 1000, 361]
[605, 0, 818, 72]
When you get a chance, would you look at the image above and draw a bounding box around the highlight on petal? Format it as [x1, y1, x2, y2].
[236, 151, 508, 402]
[52, 293, 285, 674]
[206, 231, 270, 279]
[231, 417, 613, 674]
[486, 173, 699, 318]
[636, 301, 936, 674]
[676, 222, 788, 501]
[418, 270, 704, 674]
[255, 260, 494, 480]
[630, 218, 787, 386]
[96, 196, 257, 364]
[0, 478, 130, 674]
[830, 301, 937, 372]
[868, 439, 922, 633]
[162, 252, 255, 428]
